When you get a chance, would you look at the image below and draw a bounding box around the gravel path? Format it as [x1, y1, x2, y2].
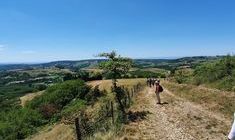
[121, 86, 230, 140]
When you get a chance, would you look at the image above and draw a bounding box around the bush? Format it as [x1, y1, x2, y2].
[128, 70, 165, 78]
[0, 79, 94, 139]
[174, 69, 193, 84]
[85, 85, 103, 104]
[76, 71, 103, 81]
[34, 84, 47, 91]
[27, 79, 90, 118]
[39, 104, 58, 119]
[0, 108, 45, 139]
[193, 55, 235, 91]
[61, 99, 86, 116]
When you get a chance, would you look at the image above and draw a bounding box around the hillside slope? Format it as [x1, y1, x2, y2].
[27, 79, 233, 140]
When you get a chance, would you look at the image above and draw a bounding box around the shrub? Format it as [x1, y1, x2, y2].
[193, 55, 235, 91]
[39, 104, 58, 119]
[27, 79, 90, 116]
[128, 70, 165, 78]
[0, 108, 45, 139]
[34, 84, 47, 91]
[85, 85, 103, 104]
[61, 99, 86, 116]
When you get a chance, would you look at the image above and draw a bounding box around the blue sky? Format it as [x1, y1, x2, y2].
[0, 0, 235, 63]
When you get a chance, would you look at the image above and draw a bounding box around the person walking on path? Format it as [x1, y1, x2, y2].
[152, 78, 156, 87]
[149, 78, 152, 88]
[228, 113, 235, 140]
[155, 79, 164, 104]
[147, 78, 151, 87]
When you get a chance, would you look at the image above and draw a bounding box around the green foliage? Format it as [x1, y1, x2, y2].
[27, 80, 90, 113]
[193, 55, 235, 91]
[63, 73, 77, 81]
[33, 83, 47, 91]
[98, 51, 134, 122]
[0, 85, 36, 111]
[61, 99, 86, 116]
[76, 70, 103, 81]
[174, 69, 193, 84]
[0, 79, 92, 139]
[85, 85, 104, 104]
[0, 85, 36, 99]
[128, 70, 166, 78]
[99, 51, 133, 83]
[0, 108, 45, 140]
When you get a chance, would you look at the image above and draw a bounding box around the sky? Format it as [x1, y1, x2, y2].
[0, 0, 235, 63]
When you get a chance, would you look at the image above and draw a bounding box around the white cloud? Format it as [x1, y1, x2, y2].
[21, 50, 36, 54]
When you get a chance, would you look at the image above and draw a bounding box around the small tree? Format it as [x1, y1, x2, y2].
[98, 51, 133, 119]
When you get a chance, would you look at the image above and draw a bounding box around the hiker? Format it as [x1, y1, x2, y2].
[151, 78, 155, 87]
[155, 80, 164, 104]
[228, 113, 235, 140]
[149, 78, 152, 87]
[147, 78, 150, 87]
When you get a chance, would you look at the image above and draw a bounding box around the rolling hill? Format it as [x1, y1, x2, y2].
[0, 56, 223, 71]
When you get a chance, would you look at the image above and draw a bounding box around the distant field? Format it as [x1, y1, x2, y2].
[81, 68, 103, 73]
[141, 68, 169, 73]
[20, 68, 73, 76]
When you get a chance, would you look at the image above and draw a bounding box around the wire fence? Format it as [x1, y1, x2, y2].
[74, 83, 145, 140]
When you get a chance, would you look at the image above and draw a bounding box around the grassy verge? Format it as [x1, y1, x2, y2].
[84, 79, 146, 139]
[162, 81, 235, 119]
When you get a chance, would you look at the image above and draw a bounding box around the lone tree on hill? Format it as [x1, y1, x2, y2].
[98, 51, 133, 120]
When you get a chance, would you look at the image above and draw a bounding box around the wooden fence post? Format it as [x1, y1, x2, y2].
[127, 92, 131, 106]
[131, 89, 134, 98]
[111, 101, 114, 124]
[75, 118, 82, 140]
[124, 95, 127, 107]
[106, 104, 109, 116]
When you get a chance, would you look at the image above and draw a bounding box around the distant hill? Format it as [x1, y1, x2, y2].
[0, 56, 224, 71]
[0, 59, 104, 71]
[134, 56, 223, 70]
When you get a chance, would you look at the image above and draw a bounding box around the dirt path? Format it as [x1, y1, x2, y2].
[20, 91, 44, 107]
[122, 86, 230, 140]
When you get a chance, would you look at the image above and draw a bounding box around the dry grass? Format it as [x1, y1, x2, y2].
[141, 68, 169, 73]
[162, 81, 235, 119]
[81, 68, 103, 73]
[28, 124, 75, 140]
[20, 91, 44, 107]
[21, 68, 73, 77]
[86, 130, 119, 140]
[88, 78, 146, 92]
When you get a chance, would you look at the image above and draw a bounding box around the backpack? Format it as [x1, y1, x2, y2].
[159, 85, 164, 92]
